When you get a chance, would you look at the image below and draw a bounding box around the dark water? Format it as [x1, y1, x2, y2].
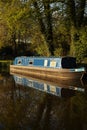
[0, 72, 87, 130]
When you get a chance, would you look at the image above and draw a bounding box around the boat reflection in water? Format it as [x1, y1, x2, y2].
[1, 73, 87, 130]
[13, 74, 85, 98]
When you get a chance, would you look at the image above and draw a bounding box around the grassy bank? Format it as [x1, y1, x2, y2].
[0, 60, 13, 73]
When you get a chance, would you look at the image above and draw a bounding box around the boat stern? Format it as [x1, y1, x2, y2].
[81, 71, 87, 80]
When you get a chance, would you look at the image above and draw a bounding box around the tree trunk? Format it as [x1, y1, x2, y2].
[43, 0, 54, 55]
[76, 0, 86, 27]
[33, 0, 54, 55]
[66, 0, 86, 56]
[12, 33, 17, 57]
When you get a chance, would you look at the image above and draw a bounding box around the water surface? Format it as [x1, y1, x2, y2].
[0, 72, 87, 130]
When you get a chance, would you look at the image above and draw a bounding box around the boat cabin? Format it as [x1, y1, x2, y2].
[13, 56, 76, 69]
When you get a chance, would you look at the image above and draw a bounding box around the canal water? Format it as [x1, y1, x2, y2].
[0, 70, 87, 130]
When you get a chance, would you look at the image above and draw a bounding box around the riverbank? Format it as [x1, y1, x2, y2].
[0, 60, 12, 73]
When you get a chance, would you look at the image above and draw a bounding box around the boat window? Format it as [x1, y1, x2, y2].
[44, 84, 47, 91]
[29, 61, 33, 65]
[50, 61, 56, 67]
[17, 60, 22, 64]
[44, 60, 48, 67]
[50, 85, 56, 92]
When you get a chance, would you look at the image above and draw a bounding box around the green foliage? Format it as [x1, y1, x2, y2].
[75, 27, 87, 62]
[53, 22, 70, 56]
[54, 47, 63, 56]
[31, 28, 50, 56]
[0, 0, 87, 58]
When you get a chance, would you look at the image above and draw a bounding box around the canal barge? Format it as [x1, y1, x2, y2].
[10, 56, 87, 81]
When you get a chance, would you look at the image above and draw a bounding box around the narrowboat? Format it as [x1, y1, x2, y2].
[10, 56, 87, 81]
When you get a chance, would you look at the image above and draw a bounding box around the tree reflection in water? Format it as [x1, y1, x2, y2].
[0, 74, 87, 130]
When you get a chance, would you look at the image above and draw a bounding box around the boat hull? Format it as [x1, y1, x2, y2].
[10, 65, 84, 82]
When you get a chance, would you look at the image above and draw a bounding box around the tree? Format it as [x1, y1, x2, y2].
[32, 0, 54, 55]
[66, 0, 87, 56]
[0, 0, 32, 56]
[0, 0, 87, 59]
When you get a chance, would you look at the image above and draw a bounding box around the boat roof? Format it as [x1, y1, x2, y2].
[15, 56, 76, 59]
